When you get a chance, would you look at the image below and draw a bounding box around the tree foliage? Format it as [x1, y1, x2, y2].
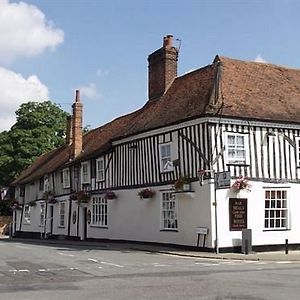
[0, 101, 69, 188]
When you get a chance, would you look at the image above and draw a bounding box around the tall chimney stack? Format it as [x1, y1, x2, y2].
[71, 90, 83, 158]
[148, 35, 179, 101]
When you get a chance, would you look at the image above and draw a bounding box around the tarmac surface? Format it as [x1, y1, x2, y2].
[1, 234, 300, 262]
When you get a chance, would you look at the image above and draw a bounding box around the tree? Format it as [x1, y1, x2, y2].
[0, 101, 69, 188]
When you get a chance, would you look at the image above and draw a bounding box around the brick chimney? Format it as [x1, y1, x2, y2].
[148, 35, 179, 101]
[71, 90, 83, 158]
[66, 115, 73, 145]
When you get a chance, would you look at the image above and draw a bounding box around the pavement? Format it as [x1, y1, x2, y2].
[1, 234, 300, 262]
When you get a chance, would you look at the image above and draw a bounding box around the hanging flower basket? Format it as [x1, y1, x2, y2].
[11, 201, 22, 210]
[71, 191, 91, 206]
[43, 191, 55, 201]
[104, 190, 117, 200]
[28, 200, 36, 207]
[138, 188, 155, 199]
[231, 176, 251, 193]
[174, 176, 191, 191]
[48, 198, 57, 205]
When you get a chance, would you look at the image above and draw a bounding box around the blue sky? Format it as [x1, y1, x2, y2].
[0, 0, 299, 131]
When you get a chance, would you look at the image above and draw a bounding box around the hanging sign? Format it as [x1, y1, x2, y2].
[229, 198, 247, 231]
[215, 171, 231, 189]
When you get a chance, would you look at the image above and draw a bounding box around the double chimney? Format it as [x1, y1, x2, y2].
[66, 90, 83, 159]
[148, 35, 179, 101]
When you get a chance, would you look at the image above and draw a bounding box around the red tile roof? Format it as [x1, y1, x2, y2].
[13, 56, 300, 185]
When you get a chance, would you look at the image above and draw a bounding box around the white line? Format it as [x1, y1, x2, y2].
[153, 264, 168, 267]
[100, 261, 124, 268]
[98, 266, 103, 269]
[194, 262, 220, 266]
[15, 245, 31, 249]
[88, 258, 99, 263]
[18, 269, 29, 272]
[276, 261, 293, 264]
[57, 252, 75, 257]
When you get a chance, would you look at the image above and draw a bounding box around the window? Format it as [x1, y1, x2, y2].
[264, 189, 288, 230]
[296, 137, 300, 167]
[226, 133, 248, 164]
[24, 205, 30, 224]
[91, 196, 108, 227]
[59, 202, 66, 227]
[43, 175, 49, 192]
[63, 168, 70, 188]
[39, 177, 44, 191]
[40, 203, 45, 227]
[96, 158, 105, 181]
[81, 162, 90, 184]
[161, 192, 178, 230]
[160, 143, 173, 172]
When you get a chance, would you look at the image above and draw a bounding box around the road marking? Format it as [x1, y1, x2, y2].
[153, 264, 168, 267]
[98, 266, 103, 269]
[194, 262, 220, 266]
[14, 245, 31, 249]
[100, 261, 124, 268]
[88, 258, 99, 263]
[57, 252, 75, 257]
[276, 261, 293, 264]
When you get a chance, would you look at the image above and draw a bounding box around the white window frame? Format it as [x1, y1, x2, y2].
[295, 137, 300, 167]
[62, 168, 70, 189]
[225, 132, 249, 165]
[96, 158, 105, 182]
[24, 205, 30, 224]
[59, 202, 66, 227]
[264, 188, 289, 230]
[81, 162, 90, 184]
[159, 143, 173, 173]
[161, 192, 178, 230]
[91, 196, 108, 227]
[40, 202, 45, 227]
[43, 175, 49, 192]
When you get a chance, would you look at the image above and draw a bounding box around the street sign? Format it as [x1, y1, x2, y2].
[215, 171, 231, 189]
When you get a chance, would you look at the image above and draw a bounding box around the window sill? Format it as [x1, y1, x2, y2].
[95, 179, 105, 183]
[58, 226, 65, 229]
[160, 229, 178, 232]
[174, 190, 194, 194]
[226, 163, 250, 167]
[63, 186, 70, 189]
[90, 225, 108, 229]
[263, 229, 290, 232]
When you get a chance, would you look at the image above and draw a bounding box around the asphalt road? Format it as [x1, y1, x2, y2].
[1, 240, 300, 300]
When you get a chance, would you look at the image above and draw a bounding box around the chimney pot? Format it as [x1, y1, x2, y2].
[163, 35, 173, 48]
[75, 90, 80, 102]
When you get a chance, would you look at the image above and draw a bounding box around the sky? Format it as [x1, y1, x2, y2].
[0, 0, 299, 132]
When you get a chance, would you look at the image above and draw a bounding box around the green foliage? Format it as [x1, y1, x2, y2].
[0, 200, 13, 216]
[0, 101, 69, 188]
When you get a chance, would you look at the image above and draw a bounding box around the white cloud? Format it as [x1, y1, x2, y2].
[0, 66, 49, 131]
[0, 0, 64, 63]
[77, 83, 100, 100]
[254, 54, 267, 63]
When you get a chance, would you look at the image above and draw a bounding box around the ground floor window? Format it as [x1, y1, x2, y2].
[91, 196, 108, 227]
[24, 205, 30, 224]
[59, 202, 66, 227]
[264, 189, 288, 230]
[161, 192, 178, 230]
[40, 202, 45, 226]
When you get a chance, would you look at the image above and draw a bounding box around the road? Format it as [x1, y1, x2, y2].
[0, 239, 300, 300]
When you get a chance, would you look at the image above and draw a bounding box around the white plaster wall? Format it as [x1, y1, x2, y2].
[86, 182, 212, 247]
[216, 181, 300, 248]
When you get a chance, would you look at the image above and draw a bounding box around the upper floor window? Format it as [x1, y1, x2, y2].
[24, 205, 30, 224]
[43, 175, 49, 192]
[295, 137, 300, 167]
[91, 196, 108, 227]
[63, 168, 70, 189]
[161, 192, 177, 230]
[160, 143, 173, 173]
[40, 202, 45, 226]
[96, 158, 105, 182]
[264, 189, 288, 230]
[59, 202, 66, 227]
[81, 162, 90, 184]
[39, 177, 44, 191]
[226, 133, 249, 165]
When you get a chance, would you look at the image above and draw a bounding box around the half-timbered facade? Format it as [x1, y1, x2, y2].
[11, 35, 300, 252]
